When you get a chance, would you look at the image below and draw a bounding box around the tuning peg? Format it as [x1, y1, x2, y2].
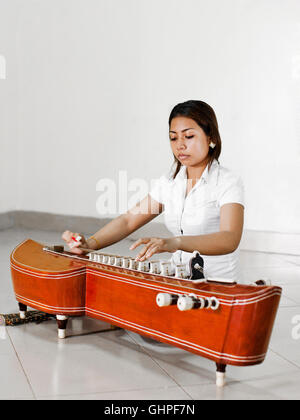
[207, 297, 220, 311]
[177, 295, 206, 311]
[156, 293, 179, 307]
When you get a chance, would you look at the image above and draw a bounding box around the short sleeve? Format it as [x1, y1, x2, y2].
[217, 174, 245, 208]
[149, 175, 169, 205]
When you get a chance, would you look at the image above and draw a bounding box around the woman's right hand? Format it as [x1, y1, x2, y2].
[61, 230, 89, 255]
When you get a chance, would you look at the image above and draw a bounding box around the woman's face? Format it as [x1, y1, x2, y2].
[169, 116, 211, 167]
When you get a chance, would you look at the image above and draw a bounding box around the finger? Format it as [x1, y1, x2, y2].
[69, 233, 87, 249]
[62, 230, 73, 242]
[69, 246, 84, 255]
[144, 245, 160, 259]
[130, 238, 150, 250]
[62, 231, 83, 247]
[77, 234, 86, 246]
[140, 244, 159, 261]
[135, 241, 156, 261]
[68, 234, 80, 248]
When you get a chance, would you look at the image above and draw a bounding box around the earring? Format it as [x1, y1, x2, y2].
[209, 142, 216, 149]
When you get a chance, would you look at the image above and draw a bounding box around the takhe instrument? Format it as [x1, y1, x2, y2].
[10, 239, 282, 386]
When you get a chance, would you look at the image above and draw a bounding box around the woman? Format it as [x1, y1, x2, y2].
[62, 100, 244, 281]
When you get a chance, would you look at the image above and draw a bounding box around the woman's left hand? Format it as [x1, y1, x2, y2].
[130, 237, 180, 261]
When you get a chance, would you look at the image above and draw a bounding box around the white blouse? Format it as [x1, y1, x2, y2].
[149, 160, 245, 281]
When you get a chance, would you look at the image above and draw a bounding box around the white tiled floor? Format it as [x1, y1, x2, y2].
[1, 228, 300, 400]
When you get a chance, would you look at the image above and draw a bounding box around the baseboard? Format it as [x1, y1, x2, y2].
[240, 230, 300, 256]
[11, 210, 112, 236]
[1, 211, 299, 256]
[0, 212, 14, 230]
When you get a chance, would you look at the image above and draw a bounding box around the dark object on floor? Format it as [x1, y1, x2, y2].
[0, 310, 53, 326]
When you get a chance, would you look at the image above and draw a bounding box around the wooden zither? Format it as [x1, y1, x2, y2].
[10, 239, 282, 386]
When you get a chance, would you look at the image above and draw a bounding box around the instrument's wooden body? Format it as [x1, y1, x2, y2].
[11, 239, 281, 375]
[11, 240, 86, 317]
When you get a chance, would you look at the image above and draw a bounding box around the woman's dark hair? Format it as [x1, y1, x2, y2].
[168, 100, 222, 179]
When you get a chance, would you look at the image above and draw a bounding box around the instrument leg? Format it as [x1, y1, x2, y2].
[216, 363, 226, 387]
[56, 315, 68, 339]
[18, 302, 27, 320]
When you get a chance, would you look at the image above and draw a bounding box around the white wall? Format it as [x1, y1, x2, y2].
[1, 0, 300, 233]
[0, 1, 18, 213]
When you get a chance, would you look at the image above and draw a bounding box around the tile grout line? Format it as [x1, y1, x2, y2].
[6, 328, 37, 400]
[281, 296, 300, 306]
[36, 384, 191, 400]
[269, 348, 300, 371]
[126, 331, 197, 400]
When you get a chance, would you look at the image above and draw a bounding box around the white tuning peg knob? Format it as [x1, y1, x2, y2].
[209, 296, 220, 311]
[177, 295, 194, 311]
[156, 293, 178, 307]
